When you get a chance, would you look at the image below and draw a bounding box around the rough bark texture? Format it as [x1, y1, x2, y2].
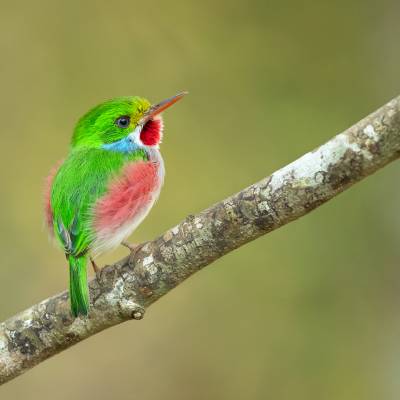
[1, 96, 400, 385]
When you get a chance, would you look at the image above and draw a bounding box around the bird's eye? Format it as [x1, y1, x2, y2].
[115, 116, 130, 128]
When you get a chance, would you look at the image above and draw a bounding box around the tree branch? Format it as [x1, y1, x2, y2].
[1, 96, 400, 385]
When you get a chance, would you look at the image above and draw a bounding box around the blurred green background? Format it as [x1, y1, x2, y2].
[1, 0, 400, 398]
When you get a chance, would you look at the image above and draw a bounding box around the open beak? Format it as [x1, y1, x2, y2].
[141, 91, 188, 123]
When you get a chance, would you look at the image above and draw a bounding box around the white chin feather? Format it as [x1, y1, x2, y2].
[154, 115, 164, 145]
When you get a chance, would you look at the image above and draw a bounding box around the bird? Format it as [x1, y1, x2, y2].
[44, 92, 187, 317]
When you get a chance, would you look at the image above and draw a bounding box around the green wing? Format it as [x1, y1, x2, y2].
[50, 147, 147, 256]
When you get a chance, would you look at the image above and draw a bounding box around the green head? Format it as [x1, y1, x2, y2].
[71, 92, 187, 151]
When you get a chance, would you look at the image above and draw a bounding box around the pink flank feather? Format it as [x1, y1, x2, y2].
[93, 161, 160, 238]
[44, 161, 62, 234]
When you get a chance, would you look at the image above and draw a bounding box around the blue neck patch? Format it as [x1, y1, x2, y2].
[102, 136, 139, 154]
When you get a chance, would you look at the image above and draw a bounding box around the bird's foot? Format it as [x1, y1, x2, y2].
[121, 241, 147, 260]
[121, 241, 140, 252]
[90, 257, 102, 282]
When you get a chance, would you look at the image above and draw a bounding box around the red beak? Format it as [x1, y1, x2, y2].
[142, 91, 188, 123]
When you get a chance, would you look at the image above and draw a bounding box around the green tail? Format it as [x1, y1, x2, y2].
[68, 254, 89, 317]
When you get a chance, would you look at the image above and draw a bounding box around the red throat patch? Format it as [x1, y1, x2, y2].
[140, 119, 162, 146]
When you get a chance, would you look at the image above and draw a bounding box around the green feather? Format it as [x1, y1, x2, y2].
[72, 97, 150, 147]
[69, 254, 89, 317]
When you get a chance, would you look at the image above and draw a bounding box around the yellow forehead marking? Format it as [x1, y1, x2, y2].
[129, 99, 151, 127]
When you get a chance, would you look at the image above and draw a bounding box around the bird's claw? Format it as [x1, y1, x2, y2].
[121, 241, 139, 252]
[121, 241, 147, 263]
[90, 257, 102, 282]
